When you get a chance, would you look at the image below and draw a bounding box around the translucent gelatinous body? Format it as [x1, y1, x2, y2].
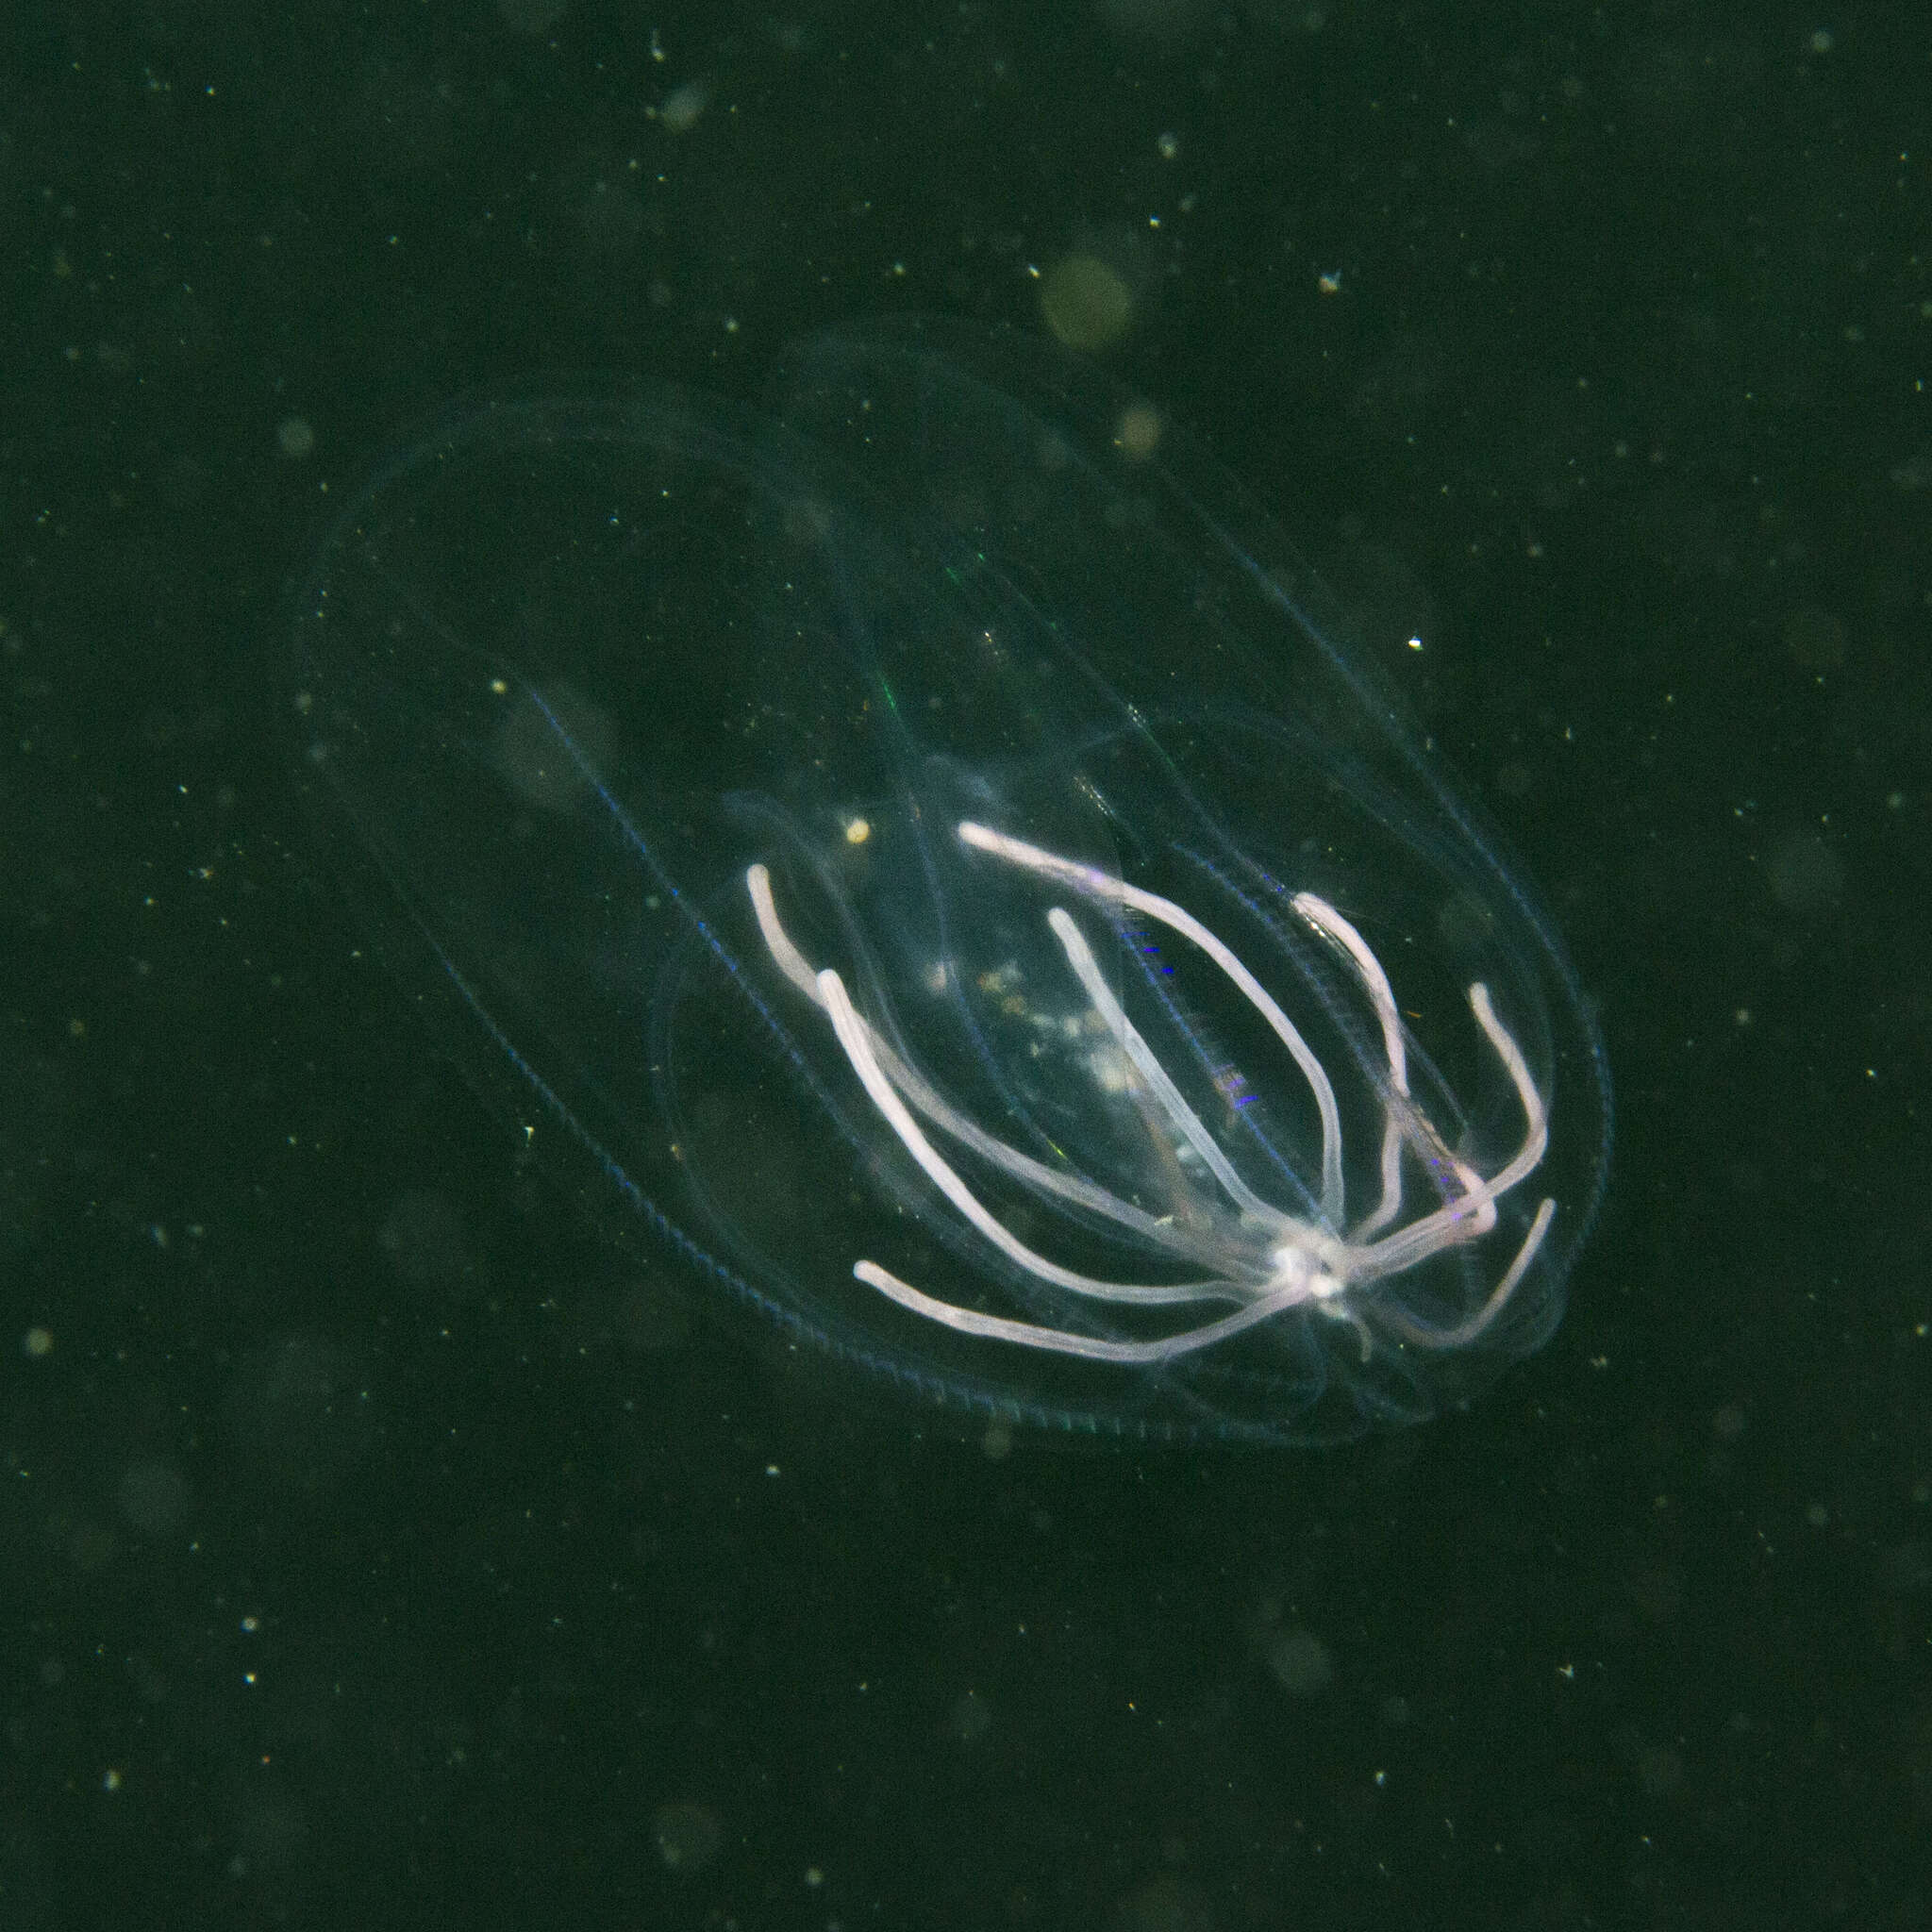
[293, 320, 1610, 1443]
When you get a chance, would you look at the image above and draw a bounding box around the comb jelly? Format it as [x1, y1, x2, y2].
[293, 320, 1610, 1444]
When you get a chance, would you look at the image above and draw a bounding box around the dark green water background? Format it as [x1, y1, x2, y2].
[3, 2, 1925, 1925]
